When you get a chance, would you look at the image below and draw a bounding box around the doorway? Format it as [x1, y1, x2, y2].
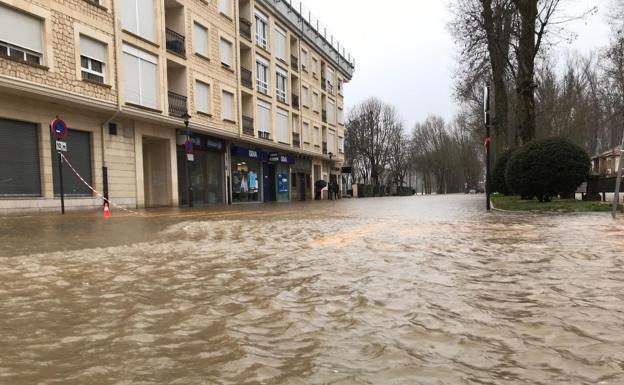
[142, 137, 171, 207]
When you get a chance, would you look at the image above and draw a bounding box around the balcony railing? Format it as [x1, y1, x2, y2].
[242, 116, 254, 136]
[240, 18, 252, 40]
[321, 77, 327, 91]
[293, 132, 301, 148]
[322, 109, 327, 123]
[322, 142, 328, 155]
[292, 94, 299, 109]
[291, 55, 298, 71]
[259, 131, 271, 141]
[168, 91, 188, 117]
[241, 67, 253, 89]
[166, 28, 186, 57]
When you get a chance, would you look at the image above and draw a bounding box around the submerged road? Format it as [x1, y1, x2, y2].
[1, 195, 624, 384]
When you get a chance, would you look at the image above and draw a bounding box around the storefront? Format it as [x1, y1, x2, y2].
[291, 157, 312, 201]
[267, 152, 294, 203]
[177, 132, 225, 207]
[0, 118, 41, 198]
[231, 146, 266, 203]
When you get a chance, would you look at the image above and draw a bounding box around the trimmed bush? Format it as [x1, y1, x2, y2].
[492, 149, 515, 195]
[505, 137, 590, 202]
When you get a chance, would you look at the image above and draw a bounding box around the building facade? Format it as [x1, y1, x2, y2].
[0, 0, 354, 213]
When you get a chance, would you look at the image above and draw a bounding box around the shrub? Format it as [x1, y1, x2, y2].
[505, 137, 590, 202]
[492, 149, 515, 195]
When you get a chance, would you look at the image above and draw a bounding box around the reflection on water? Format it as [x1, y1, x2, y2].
[1, 195, 624, 384]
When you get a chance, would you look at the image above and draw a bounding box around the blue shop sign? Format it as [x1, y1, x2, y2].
[269, 152, 295, 165]
[183, 132, 224, 152]
[231, 146, 268, 161]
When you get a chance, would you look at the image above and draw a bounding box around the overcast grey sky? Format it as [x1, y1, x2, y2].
[307, 0, 612, 129]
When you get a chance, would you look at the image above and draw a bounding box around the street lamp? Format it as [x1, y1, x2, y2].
[182, 112, 193, 208]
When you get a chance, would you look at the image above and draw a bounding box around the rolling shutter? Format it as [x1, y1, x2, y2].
[0, 119, 41, 196]
[0, 5, 43, 53]
[51, 129, 92, 196]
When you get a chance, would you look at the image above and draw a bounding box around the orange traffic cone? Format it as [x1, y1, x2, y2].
[103, 202, 110, 218]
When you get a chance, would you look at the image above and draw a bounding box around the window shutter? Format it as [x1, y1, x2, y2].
[193, 23, 208, 56]
[196, 81, 210, 113]
[220, 38, 232, 66]
[275, 27, 286, 60]
[80, 35, 107, 63]
[140, 59, 158, 109]
[0, 119, 41, 197]
[0, 5, 43, 53]
[277, 108, 289, 143]
[222, 91, 234, 121]
[121, 0, 138, 35]
[51, 130, 92, 196]
[123, 52, 141, 105]
[137, 0, 155, 41]
[219, 0, 231, 16]
[257, 101, 271, 133]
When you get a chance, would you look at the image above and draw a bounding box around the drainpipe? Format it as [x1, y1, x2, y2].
[100, 0, 123, 206]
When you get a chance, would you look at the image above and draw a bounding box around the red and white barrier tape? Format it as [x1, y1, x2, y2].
[60, 153, 141, 215]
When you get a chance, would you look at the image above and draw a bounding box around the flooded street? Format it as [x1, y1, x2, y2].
[1, 195, 624, 385]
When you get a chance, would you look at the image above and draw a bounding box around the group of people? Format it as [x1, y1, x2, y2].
[314, 180, 340, 200]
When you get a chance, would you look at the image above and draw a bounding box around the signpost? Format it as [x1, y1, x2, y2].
[52, 117, 68, 215]
[484, 85, 492, 211]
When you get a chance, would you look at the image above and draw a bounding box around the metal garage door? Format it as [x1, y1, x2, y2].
[51, 129, 93, 197]
[0, 118, 41, 197]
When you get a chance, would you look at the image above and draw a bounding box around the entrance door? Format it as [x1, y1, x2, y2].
[268, 164, 277, 202]
[143, 137, 171, 207]
[263, 162, 270, 203]
[298, 173, 306, 201]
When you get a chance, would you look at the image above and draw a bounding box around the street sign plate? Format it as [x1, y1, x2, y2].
[52, 118, 68, 139]
[187, 153, 194, 162]
[56, 140, 67, 152]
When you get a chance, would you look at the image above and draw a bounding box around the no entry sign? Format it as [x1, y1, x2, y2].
[52, 118, 68, 139]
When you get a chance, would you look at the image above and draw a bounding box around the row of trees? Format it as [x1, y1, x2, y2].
[345, 98, 482, 195]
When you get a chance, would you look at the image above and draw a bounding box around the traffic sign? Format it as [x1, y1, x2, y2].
[184, 139, 194, 154]
[56, 140, 67, 152]
[52, 118, 68, 139]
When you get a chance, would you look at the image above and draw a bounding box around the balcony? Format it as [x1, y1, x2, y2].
[293, 132, 301, 148]
[259, 131, 271, 141]
[321, 77, 327, 91]
[166, 28, 186, 57]
[241, 67, 253, 89]
[322, 142, 328, 155]
[322, 109, 327, 123]
[291, 55, 298, 71]
[242, 116, 254, 136]
[168, 91, 188, 117]
[292, 94, 299, 109]
[240, 18, 252, 41]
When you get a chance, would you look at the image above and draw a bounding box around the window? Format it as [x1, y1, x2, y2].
[0, 118, 41, 197]
[255, 11, 268, 49]
[80, 35, 107, 83]
[338, 79, 344, 96]
[123, 44, 158, 109]
[313, 126, 320, 146]
[256, 56, 269, 94]
[301, 49, 308, 71]
[275, 26, 287, 61]
[338, 107, 344, 125]
[195, 81, 210, 114]
[121, 0, 155, 42]
[222, 90, 235, 121]
[326, 67, 335, 93]
[312, 57, 318, 76]
[328, 130, 336, 154]
[218, 0, 232, 17]
[193, 22, 209, 57]
[302, 85, 309, 107]
[0, 5, 43, 65]
[276, 68, 287, 103]
[328, 98, 336, 125]
[277, 108, 289, 144]
[257, 100, 271, 135]
[339, 136, 344, 153]
[220, 38, 232, 67]
[312, 92, 319, 112]
[51, 129, 92, 197]
[303, 122, 310, 143]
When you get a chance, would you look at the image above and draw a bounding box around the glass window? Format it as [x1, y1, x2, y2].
[0, 5, 43, 64]
[255, 11, 268, 49]
[256, 56, 269, 94]
[80, 35, 107, 83]
[276, 68, 287, 103]
[232, 159, 260, 203]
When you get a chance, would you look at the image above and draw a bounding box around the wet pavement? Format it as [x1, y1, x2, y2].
[1, 195, 624, 385]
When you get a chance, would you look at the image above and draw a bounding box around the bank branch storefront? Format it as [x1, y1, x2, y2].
[230, 146, 294, 204]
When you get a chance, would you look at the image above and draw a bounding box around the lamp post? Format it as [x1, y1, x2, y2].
[182, 112, 193, 208]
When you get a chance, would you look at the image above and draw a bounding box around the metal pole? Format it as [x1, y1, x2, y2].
[484, 84, 492, 211]
[58, 150, 65, 215]
[612, 130, 624, 219]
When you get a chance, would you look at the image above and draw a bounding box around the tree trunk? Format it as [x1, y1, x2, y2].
[516, 0, 538, 144]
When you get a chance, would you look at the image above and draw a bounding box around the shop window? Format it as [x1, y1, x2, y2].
[231, 159, 260, 203]
[0, 118, 41, 197]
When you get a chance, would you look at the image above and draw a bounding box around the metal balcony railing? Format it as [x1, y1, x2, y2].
[241, 67, 253, 89]
[322, 142, 328, 155]
[168, 91, 188, 117]
[322, 109, 327, 123]
[293, 132, 301, 147]
[166, 28, 186, 57]
[259, 131, 271, 141]
[321, 77, 327, 91]
[240, 18, 252, 40]
[292, 94, 299, 109]
[291, 55, 298, 71]
[242, 116, 254, 136]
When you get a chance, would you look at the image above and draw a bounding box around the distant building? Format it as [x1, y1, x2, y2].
[0, 0, 354, 213]
[592, 148, 621, 177]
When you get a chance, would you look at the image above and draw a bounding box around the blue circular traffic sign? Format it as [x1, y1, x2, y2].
[184, 140, 194, 154]
[52, 118, 68, 139]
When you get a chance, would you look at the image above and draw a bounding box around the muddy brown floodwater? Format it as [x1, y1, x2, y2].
[1, 195, 624, 385]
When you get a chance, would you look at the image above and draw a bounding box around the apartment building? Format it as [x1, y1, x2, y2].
[0, 0, 354, 213]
